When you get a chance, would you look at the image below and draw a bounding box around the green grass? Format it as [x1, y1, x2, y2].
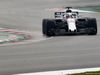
[94, 11, 100, 12]
[74, 6, 100, 12]
[94, 9, 100, 12]
[66, 71, 100, 75]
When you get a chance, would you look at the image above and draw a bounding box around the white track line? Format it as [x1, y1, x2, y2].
[13, 67, 100, 75]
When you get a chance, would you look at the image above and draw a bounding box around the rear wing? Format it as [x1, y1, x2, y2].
[55, 12, 65, 18]
[55, 12, 79, 18]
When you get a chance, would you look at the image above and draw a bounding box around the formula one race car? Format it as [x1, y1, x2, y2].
[42, 7, 97, 36]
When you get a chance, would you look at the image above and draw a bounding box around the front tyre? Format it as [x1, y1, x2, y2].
[42, 19, 56, 36]
[42, 19, 47, 35]
[87, 18, 97, 35]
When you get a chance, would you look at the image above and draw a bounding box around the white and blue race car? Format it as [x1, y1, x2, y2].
[42, 7, 97, 36]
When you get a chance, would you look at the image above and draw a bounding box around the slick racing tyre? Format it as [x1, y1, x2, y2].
[42, 19, 47, 35]
[42, 19, 56, 36]
[87, 18, 97, 35]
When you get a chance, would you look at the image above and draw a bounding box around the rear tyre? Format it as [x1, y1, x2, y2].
[87, 18, 97, 35]
[42, 19, 56, 36]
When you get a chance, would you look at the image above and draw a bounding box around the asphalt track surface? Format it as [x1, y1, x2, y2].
[0, 0, 100, 75]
